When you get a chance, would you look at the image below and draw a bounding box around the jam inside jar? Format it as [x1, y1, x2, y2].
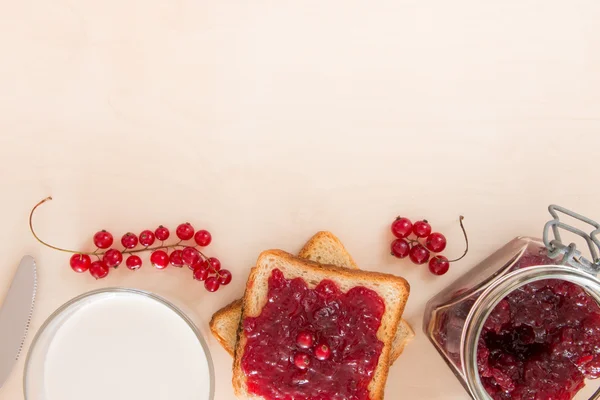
[478, 263, 600, 399]
[425, 206, 600, 400]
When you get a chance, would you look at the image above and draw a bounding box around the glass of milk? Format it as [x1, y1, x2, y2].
[24, 288, 214, 400]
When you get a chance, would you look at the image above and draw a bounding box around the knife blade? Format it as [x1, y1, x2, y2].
[0, 255, 37, 388]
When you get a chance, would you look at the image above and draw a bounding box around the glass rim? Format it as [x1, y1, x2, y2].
[461, 264, 600, 400]
[22, 287, 215, 400]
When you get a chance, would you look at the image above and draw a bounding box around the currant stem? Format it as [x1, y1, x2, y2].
[126, 244, 180, 254]
[30, 197, 205, 258]
[448, 216, 469, 262]
[29, 196, 86, 255]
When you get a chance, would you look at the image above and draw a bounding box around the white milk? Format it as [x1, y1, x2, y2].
[38, 292, 211, 400]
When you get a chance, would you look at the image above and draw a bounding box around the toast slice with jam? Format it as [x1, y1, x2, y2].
[209, 231, 414, 363]
[232, 249, 410, 400]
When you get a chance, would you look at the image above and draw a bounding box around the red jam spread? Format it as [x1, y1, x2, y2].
[479, 253, 600, 399]
[241, 269, 386, 400]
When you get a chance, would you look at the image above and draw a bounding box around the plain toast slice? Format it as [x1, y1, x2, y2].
[210, 299, 245, 355]
[209, 231, 414, 362]
[232, 249, 410, 400]
[297, 230, 359, 269]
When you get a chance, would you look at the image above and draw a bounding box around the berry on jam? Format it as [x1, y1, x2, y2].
[296, 332, 314, 349]
[293, 353, 311, 370]
[241, 269, 385, 400]
[314, 344, 331, 361]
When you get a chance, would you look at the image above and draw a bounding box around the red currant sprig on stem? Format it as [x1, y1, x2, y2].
[390, 215, 468, 276]
[29, 197, 232, 292]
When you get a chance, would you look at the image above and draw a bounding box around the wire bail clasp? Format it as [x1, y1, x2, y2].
[543, 205, 600, 274]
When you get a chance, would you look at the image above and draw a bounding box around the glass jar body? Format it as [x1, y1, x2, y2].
[424, 236, 600, 399]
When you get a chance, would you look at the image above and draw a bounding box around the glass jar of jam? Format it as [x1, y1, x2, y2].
[424, 205, 600, 399]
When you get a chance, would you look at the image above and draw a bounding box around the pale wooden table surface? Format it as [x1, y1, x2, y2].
[1, 1, 600, 399]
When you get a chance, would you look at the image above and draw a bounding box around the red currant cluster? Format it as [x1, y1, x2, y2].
[389, 216, 468, 276]
[293, 331, 331, 370]
[30, 197, 231, 293]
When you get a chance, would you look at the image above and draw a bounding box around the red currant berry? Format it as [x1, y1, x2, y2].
[314, 344, 331, 361]
[103, 249, 123, 268]
[208, 257, 221, 273]
[182, 247, 200, 266]
[204, 276, 220, 292]
[296, 332, 314, 349]
[194, 230, 212, 246]
[429, 255, 450, 275]
[125, 255, 142, 270]
[192, 259, 209, 272]
[193, 267, 209, 281]
[70, 254, 91, 273]
[120, 232, 138, 249]
[391, 217, 412, 239]
[218, 269, 232, 285]
[426, 232, 447, 253]
[409, 244, 430, 264]
[150, 250, 169, 269]
[391, 239, 410, 258]
[169, 249, 184, 267]
[139, 230, 155, 247]
[154, 225, 170, 241]
[176, 223, 195, 241]
[412, 220, 432, 238]
[89, 260, 109, 279]
[93, 230, 113, 249]
[294, 353, 310, 370]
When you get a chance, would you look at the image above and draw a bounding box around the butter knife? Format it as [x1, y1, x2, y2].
[0, 255, 37, 388]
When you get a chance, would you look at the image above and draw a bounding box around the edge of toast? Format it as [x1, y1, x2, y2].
[297, 230, 359, 269]
[209, 299, 243, 356]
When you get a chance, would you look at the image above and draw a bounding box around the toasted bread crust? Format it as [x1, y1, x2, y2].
[298, 230, 359, 269]
[390, 319, 415, 360]
[233, 249, 410, 400]
[209, 299, 242, 357]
